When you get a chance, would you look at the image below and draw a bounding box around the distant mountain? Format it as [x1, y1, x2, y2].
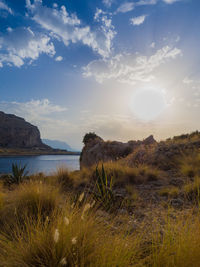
[42, 139, 75, 151]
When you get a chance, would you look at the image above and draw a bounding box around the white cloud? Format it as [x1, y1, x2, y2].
[0, 0, 13, 14]
[115, 0, 181, 14]
[137, 0, 157, 6]
[116, 2, 135, 13]
[130, 15, 147, 26]
[103, 0, 113, 7]
[183, 77, 194, 85]
[0, 99, 67, 118]
[151, 42, 156, 48]
[26, 1, 116, 58]
[55, 56, 63, 61]
[83, 46, 182, 84]
[163, 0, 180, 3]
[0, 27, 55, 67]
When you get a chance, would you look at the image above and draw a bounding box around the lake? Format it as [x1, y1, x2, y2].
[0, 155, 80, 174]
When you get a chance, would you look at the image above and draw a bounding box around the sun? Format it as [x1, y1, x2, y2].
[130, 88, 167, 121]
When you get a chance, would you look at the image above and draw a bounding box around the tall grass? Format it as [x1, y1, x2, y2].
[0, 181, 62, 237]
[102, 161, 161, 186]
[0, 188, 141, 266]
[150, 211, 200, 267]
[179, 152, 200, 178]
[1, 159, 200, 266]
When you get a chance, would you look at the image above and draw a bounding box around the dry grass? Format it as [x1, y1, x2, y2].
[0, 184, 141, 267]
[1, 155, 200, 266]
[179, 152, 200, 177]
[90, 161, 161, 187]
[159, 186, 180, 198]
[149, 211, 200, 267]
[182, 177, 200, 202]
[0, 181, 62, 237]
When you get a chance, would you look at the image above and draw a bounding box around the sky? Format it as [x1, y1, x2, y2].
[0, 0, 199, 150]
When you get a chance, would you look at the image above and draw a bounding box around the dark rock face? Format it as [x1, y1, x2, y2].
[0, 111, 49, 149]
[80, 133, 157, 168]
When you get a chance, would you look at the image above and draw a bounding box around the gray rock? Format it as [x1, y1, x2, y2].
[80, 133, 157, 168]
[0, 111, 50, 149]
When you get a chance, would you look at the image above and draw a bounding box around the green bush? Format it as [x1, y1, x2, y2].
[7, 163, 29, 184]
[82, 132, 101, 145]
[93, 164, 115, 211]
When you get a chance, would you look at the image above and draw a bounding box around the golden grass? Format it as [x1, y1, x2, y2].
[159, 186, 180, 198]
[182, 177, 200, 202]
[179, 152, 200, 177]
[2, 156, 200, 266]
[91, 161, 161, 187]
[0, 181, 62, 238]
[149, 211, 200, 267]
[1, 189, 200, 267]
[0, 186, 141, 267]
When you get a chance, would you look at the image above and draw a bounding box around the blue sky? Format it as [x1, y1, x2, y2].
[0, 0, 199, 149]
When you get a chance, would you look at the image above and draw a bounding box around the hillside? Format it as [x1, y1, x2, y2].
[1, 131, 200, 265]
[0, 111, 79, 155]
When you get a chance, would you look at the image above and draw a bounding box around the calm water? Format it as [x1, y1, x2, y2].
[0, 155, 80, 174]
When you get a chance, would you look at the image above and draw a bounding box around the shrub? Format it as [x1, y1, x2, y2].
[0, 181, 61, 235]
[99, 162, 161, 186]
[179, 152, 200, 177]
[137, 164, 160, 181]
[93, 164, 115, 211]
[82, 132, 102, 145]
[150, 211, 200, 267]
[125, 184, 139, 201]
[159, 186, 180, 198]
[183, 177, 200, 201]
[7, 163, 29, 184]
[52, 166, 74, 191]
[0, 199, 140, 267]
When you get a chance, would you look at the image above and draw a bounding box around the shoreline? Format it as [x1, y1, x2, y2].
[0, 149, 80, 157]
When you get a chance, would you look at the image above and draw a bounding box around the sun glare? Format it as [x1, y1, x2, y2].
[130, 88, 167, 121]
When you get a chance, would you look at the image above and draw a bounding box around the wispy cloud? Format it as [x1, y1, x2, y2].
[163, 0, 181, 4]
[102, 0, 114, 7]
[116, 0, 182, 14]
[116, 2, 135, 13]
[26, 1, 116, 58]
[83, 46, 182, 84]
[130, 15, 147, 26]
[137, 0, 157, 6]
[0, 0, 13, 14]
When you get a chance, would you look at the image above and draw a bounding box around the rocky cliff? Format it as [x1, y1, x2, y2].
[0, 111, 49, 149]
[80, 133, 156, 168]
[80, 131, 200, 170]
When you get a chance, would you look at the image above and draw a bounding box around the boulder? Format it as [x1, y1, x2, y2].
[143, 135, 156, 145]
[80, 133, 157, 168]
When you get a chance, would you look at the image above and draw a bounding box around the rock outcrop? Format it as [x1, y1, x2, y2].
[80, 131, 200, 170]
[80, 133, 156, 168]
[0, 111, 50, 149]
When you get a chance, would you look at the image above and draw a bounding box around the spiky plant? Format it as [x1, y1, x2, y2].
[93, 164, 115, 211]
[8, 163, 29, 184]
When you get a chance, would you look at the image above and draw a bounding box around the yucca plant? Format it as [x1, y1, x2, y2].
[8, 163, 29, 184]
[93, 164, 115, 211]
